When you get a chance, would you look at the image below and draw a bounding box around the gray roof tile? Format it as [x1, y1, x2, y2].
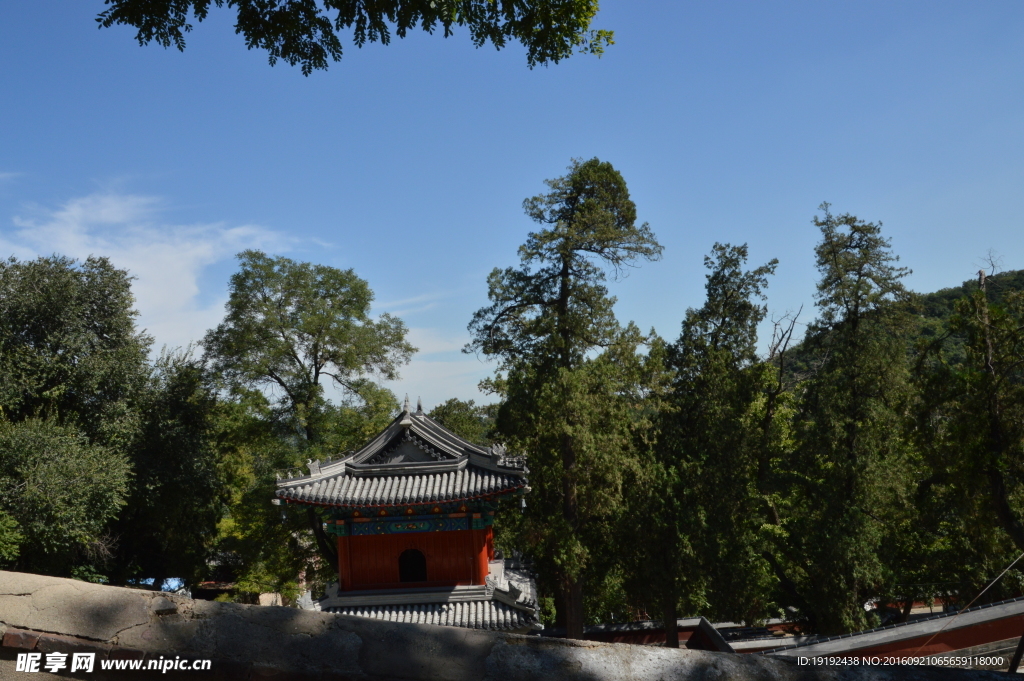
[278, 467, 525, 507]
[327, 599, 537, 632]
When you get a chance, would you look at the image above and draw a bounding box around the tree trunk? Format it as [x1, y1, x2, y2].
[563, 579, 585, 640]
[898, 596, 913, 623]
[554, 589, 567, 630]
[664, 599, 679, 648]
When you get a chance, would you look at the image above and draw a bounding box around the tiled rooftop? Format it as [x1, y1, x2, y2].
[326, 599, 539, 632]
[275, 403, 527, 508]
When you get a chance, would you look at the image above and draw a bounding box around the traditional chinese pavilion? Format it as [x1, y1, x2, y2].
[275, 398, 540, 632]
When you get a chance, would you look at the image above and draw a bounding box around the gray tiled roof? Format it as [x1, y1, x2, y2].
[277, 467, 526, 507]
[275, 405, 527, 508]
[310, 558, 541, 633]
[326, 599, 539, 632]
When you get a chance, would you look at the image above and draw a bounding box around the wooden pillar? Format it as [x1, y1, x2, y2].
[485, 525, 495, 561]
[337, 528, 352, 591]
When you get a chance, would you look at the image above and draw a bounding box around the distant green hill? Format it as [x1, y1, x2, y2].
[918, 268, 1024, 320]
[778, 269, 1024, 383]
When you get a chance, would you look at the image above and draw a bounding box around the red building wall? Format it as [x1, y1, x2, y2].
[338, 527, 492, 591]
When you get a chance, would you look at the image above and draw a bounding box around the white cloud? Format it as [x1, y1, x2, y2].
[2, 192, 286, 354]
[374, 292, 443, 317]
[0, 172, 22, 182]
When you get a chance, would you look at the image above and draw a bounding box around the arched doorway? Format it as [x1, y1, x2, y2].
[399, 549, 427, 582]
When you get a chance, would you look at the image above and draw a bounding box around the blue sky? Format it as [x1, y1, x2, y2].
[2, 1, 1023, 408]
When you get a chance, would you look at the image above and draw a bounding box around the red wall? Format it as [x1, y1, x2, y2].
[338, 528, 491, 591]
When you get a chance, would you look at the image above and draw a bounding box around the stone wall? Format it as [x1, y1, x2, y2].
[0, 571, 1008, 680]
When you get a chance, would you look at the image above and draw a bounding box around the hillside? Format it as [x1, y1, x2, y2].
[779, 268, 1024, 383]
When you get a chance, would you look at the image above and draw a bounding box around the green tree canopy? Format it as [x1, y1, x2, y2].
[0, 255, 149, 578]
[203, 250, 415, 445]
[0, 255, 151, 452]
[108, 349, 227, 587]
[97, 0, 614, 73]
[468, 158, 661, 366]
[427, 398, 495, 445]
[906, 271, 1024, 609]
[773, 204, 915, 634]
[640, 243, 779, 645]
[944, 279, 1024, 553]
[0, 419, 131, 576]
[467, 157, 661, 639]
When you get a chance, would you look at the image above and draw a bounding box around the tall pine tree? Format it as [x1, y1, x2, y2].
[769, 204, 915, 634]
[467, 158, 661, 638]
[633, 243, 778, 645]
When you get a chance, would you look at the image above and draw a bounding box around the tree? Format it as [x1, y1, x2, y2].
[107, 349, 227, 588]
[0, 419, 131, 576]
[203, 250, 414, 446]
[634, 243, 778, 646]
[945, 273, 1024, 553]
[211, 380, 398, 601]
[467, 157, 661, 639]
[768, 204, 915, 634]
[0, 510, 21, 563]
[0, 255, 151, 453]
[908, 270, 1024, 607]
[0, 255, 149, 578]
[96, 0, 614, 74]
[427, 398, 495, 445]
[203, 250, 414, 577]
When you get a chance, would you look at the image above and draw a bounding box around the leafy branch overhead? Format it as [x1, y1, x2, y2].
[96, 0, 615, 73]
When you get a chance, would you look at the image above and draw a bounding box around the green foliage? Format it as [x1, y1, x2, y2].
[203, 250, 414, 445]
[0, 255, 148, 578]
[919, 269, 1024, 321]
[773, 205, 915, 634]
[0, 255, 151, 452]
[908, 276, 1024, 605]
[0, 510, 23, 563]
[210, 383, 397, 601]
[468, 158, 661, 636]
[469, 159, 661, 367]
[96, 0, 614, 73]
[629, 243, 780, 635]
[0, 419, 130, 576]
[427, 398, 495, 445]
[108, 349, 227, 587]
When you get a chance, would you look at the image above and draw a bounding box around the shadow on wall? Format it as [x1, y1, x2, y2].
[0, 570, 1008, 681]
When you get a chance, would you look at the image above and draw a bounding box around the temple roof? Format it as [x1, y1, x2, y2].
[275, 400, 528, 508]
[324, 599, 538, 632]
[310, 556, 541, 633]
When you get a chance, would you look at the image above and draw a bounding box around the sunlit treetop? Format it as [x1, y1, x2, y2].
[97, 0, 614, 74]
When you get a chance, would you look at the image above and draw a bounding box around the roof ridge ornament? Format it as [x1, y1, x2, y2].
[400, 394, 413, 428]
[416, 397, 423, 414]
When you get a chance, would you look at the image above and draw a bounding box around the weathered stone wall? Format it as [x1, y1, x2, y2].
[0, 571, 1008, 680]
